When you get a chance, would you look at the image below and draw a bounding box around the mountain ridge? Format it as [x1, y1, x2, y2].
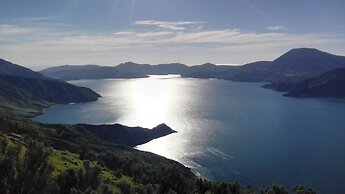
[39, 48, 345, 84]
[0, 58, 47, 79]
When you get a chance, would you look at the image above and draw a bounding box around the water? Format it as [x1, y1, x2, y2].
[34, 75, 345, 193]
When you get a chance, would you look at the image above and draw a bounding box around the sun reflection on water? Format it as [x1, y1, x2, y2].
[117, 75, 177, 128]
[114, 75, 192, 161]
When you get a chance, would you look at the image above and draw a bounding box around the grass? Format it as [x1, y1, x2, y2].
[50, 149, 84, 176]
[0, 97, 48, 118]
[49, 149, 126, 193]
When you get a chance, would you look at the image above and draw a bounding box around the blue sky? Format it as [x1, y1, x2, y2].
[0, 0, 344, 69]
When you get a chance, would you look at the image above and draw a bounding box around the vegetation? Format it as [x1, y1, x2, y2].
[0, 74, 100, 117]
[0, 117, 316, 194]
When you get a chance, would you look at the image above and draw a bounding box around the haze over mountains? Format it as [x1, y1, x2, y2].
[41, 48, 345, 82]
[39, 48, 345, 98]
[40, 64, 147, 81]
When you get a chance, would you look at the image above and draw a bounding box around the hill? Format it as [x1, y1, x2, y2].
[0, 58, 46, 79]
[282, 68, 345, 97]
[41, 62, 237, 80]
[0, 59, 101, 117]
[114, 62, 190, 75]
[0, 74, 101, 117]
[39, 48, 345, 85]
[181, 63, 236, 78]
[40, 64, 147, 81]
[221, 48, 345, 83]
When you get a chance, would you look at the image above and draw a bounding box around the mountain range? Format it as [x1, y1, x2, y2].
[40, 64, 147, 81]
[39, 48, 345, 98]
[41, 48, 345, 83]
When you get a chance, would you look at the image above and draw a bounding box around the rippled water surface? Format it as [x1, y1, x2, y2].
[34, 76, 345, 193]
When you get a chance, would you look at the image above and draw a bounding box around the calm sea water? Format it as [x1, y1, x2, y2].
[34, 75, 345, 193]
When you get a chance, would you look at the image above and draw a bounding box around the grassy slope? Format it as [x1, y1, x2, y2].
[0, 74, 100, 118]
[2, 118, 185, 193]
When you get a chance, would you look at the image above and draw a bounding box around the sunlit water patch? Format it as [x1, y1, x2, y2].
[34, 75, 345, 193]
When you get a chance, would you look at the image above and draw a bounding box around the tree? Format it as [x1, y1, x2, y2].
[293, 185, 316, 194]
[56, 160, 101, 194]
[0, 135, 55, 194]
[261, 184, 288, 194]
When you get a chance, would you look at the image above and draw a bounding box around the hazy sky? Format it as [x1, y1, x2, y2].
[0, 0, 344, 69]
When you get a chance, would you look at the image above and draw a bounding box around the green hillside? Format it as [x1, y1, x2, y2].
[0, 74, 100, 117]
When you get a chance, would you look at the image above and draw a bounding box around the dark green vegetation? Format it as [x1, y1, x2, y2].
[0, 58, 101, 117]
[42, 123, 176, 147]
[0, 118, 316, 194]
[41, 48, 345, 98]
[264, 68, 345, 97]
[0, 57, 317, 193]
[0, 74, 100, 117]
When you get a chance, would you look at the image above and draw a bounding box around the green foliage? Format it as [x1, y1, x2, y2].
[0, 135, 55, 194]
[56, 161, 101, 194]
[0, 117, 317, 194]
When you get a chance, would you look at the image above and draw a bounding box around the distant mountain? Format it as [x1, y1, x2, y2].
[41, 62, 238, 80]
[114, 62, 190, 75]
[273, 68, 345, 98]
[0, 58, 46, 79]
[181, 63, 236, 78]
[39, 48, 345, 85]
[225, 48, 345, 82]
[221, 61, 271, 82]
[40, 64, 147, 81]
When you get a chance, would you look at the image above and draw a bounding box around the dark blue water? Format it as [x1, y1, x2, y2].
[34, 76, 345, 193]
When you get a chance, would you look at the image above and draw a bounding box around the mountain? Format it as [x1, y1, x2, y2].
[114, 62, 190, 75]
[181, 63, 236, 78]
[225, 48, 345, 82]
[0, 59, 101, 117]
[39, 48, 345, 84]
[278, 68, 345, 97]
[0, 58, 46, 79]
[41, 62, 237, 80]
[0, 74, 101, 117]
[40, 64, 147, 81]
[181, 48, 345, 83]
[40, 62, 192, 81]
[221, 61, 271, 82]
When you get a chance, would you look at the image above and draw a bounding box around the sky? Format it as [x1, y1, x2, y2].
[0, 0, 344, 70]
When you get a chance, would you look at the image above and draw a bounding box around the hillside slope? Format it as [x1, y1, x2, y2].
[285, 68, 345, 97]
[0, 75, 101, 117]
[0, 58, 46, 79]
[225, 48, 345, 82]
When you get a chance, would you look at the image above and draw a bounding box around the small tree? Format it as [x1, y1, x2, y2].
[0, 135, 55, 194]
[261, 184, 288, 194]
